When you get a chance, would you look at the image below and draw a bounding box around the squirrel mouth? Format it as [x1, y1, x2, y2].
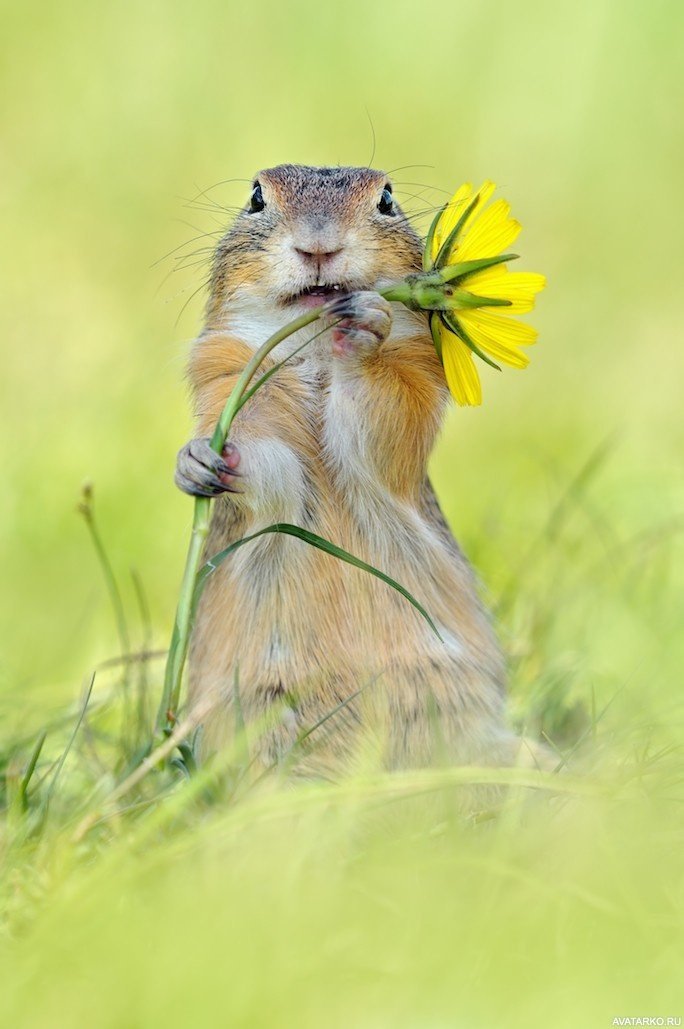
[284, 284, 347, 309]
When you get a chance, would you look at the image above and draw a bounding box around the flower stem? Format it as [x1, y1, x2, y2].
[155, 308, 322, 734]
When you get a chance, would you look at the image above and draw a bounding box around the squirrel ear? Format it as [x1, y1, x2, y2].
[249, 181, 265, 213]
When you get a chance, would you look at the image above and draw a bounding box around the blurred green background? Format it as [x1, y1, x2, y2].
[2, 3, 684, 1026]
[1, 0, 683, 730]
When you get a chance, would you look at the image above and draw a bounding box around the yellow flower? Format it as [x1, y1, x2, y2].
[429, 181, 545, 406]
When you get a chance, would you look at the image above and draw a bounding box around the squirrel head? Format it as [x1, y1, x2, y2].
[206, 165, 422, 325]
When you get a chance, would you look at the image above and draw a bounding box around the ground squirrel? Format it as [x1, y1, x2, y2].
[176, 164, 521, 776]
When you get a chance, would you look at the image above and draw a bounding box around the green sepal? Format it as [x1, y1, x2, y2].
[433, 193, 482, 269]
[440, 311, 502, 372]
[449, 290, 513, 310]
[380, 281, 416, 306]
[423, 204, 447, 272]
[429, 313, 443, 361]
[440, 253, 519, 283]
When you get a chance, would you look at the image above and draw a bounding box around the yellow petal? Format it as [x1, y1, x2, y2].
[456, 199, 521, 262]
[459, 309, 537, 369]
[439, 323, 483, 406]
[434, 181, 496, 263]
[464, 268, 546, 313]
[432, 182, 472, 259]
[458, 180, 496, 238]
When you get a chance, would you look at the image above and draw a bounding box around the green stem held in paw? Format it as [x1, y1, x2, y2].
[156, 308, 323, 734]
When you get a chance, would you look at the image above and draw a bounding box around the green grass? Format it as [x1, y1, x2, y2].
[1, 0, 684, 1024]
[1, 455, 682, 1026]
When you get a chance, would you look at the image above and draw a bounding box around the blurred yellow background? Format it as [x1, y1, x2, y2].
[1, 0, 682, 730]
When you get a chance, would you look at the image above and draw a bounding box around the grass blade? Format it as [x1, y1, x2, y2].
[43, 673, 95, 815]
[78, 486, 130, 660]
[196, 523, 442, 641]
[14, 731, 47, 815]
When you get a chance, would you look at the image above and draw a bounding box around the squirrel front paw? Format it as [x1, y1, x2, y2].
[326, 291, 392, 359]
[174, 437, 242, 497]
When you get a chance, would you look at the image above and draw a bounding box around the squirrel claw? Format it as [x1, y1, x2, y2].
[175, 437, 243, 498]
[327, 291, 392, 358]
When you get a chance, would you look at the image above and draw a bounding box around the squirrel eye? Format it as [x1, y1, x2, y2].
[249, 182, 265, 213]
[378, 186, 394, 215]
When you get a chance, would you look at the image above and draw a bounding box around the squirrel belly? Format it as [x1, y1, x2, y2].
[180, 164, 517, 775]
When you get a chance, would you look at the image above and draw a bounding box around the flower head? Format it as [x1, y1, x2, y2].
[425, 181, 545, 406]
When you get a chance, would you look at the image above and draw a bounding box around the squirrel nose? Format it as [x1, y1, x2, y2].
[295, 246, 343, 268]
